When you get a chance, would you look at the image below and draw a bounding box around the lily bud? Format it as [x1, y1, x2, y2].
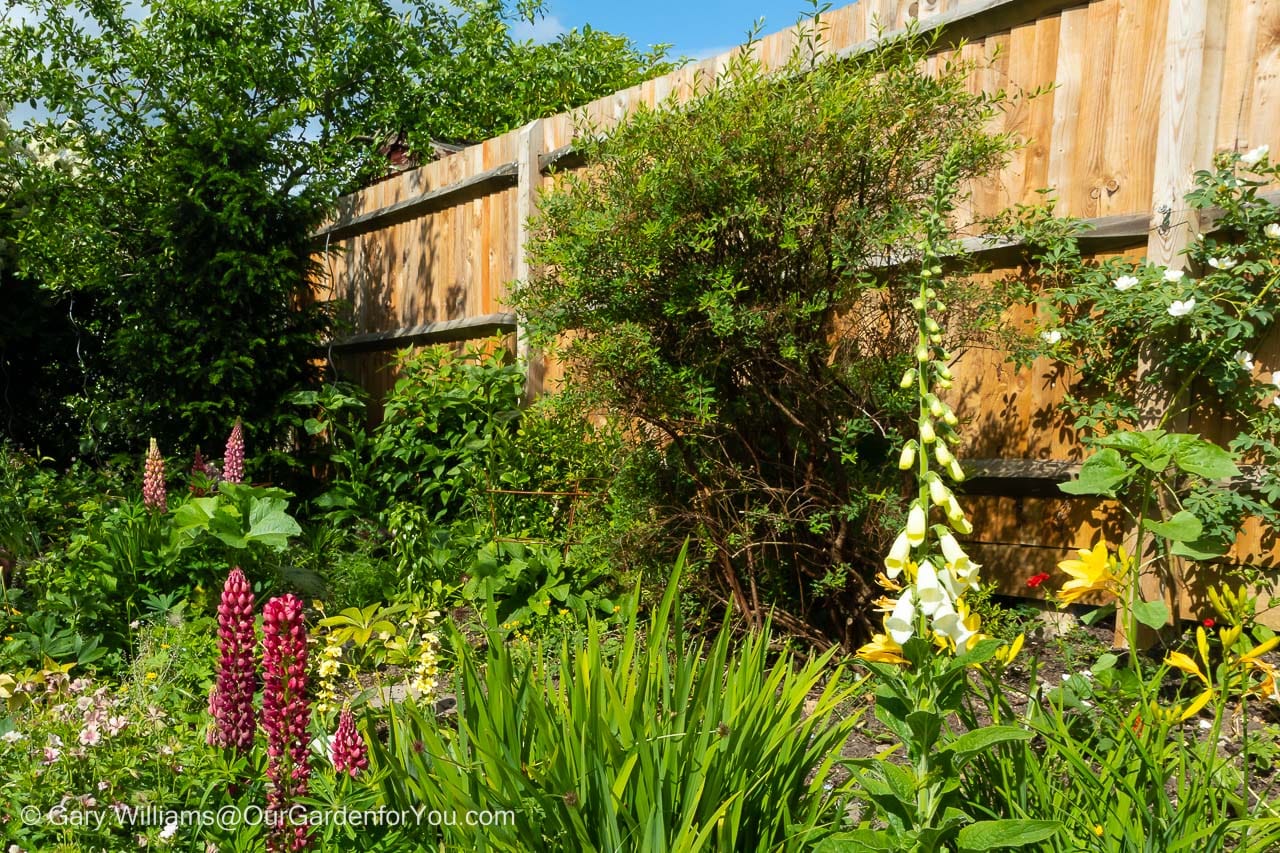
[915, 343, 930, 362]
[900, 368, 917, 389]
[947, 457, 965, 482]
[928, 396, 945, 419]
[929, 476, 951, 507]
[943, 409, 958, 427]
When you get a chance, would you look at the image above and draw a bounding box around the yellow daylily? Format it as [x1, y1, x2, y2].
[1178, 688, 1215, 722]
[1057, 539, 1121, 605]
[1237, 636, 1280, 664]
[994, 633, 1025, 667]
[857, 631, 909, 666]
[1165, 651, 1208, 684]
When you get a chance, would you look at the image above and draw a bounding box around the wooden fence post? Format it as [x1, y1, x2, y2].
[516, 118, 546, 403]
[1123, 0, 1228, 649]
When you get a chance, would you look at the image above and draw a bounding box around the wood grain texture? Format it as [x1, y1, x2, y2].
[308, 0, 1280, 613]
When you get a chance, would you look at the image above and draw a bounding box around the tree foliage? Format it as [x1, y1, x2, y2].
[518, 21, 1012, 645]
[0, 0, 671, 461]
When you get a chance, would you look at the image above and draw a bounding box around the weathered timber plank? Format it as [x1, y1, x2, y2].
[313, 162, 518, 245]
[326, 313, 518, 354]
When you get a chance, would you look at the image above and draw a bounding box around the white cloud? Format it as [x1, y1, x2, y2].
[511, 13, 568, 44]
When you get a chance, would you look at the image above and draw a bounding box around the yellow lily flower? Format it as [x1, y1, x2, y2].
[857, 631, 908, 666]
[1238, 636, 1280, 664]
[1165, 651, 1208, 684]
[994, 633, 1024, 666]
[1178, 688, 1215, 721]
[1057, 539, 1120, 605]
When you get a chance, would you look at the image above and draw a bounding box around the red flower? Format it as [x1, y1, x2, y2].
[212, 568, 256, 754]
[262, 594, 311, 851]
[1203, 618, 1215, 628]
[331, 708, 368, 779]
[1027, 572, 1051, 589]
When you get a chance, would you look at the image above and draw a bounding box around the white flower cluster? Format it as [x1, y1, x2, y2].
[881, 265, 982, 653]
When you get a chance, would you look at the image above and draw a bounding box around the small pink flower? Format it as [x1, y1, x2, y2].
[330, 708, 368, 778]
[143, 438, 167, 511]
[106, 716, 128, 736]
[42, 746, 61, 764]
[223, 418, 245, 485]
[78, 725, 101, 747]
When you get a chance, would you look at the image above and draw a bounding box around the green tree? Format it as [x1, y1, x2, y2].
[0, 0, 671, 461]
[517, 22, 1012, 646]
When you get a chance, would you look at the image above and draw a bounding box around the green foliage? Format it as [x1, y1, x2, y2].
[838, 638, 1062, 851]
[0, 0, 671, 461]
[518, 17, 1014, 640]
[369, 547, 863, 850]
[172, 482, 303, 553]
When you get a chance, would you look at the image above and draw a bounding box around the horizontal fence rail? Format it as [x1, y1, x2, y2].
[312, 0, 1280, 624]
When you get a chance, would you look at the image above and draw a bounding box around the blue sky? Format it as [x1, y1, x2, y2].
[512, 2, 822, 61]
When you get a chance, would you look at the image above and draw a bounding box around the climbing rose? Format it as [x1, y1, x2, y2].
[213, 568, 257, 753]
[330, 708, 368, 778]
[223, 418, 245, 485]
[262, 594, 311, 851]
[142, 438, 167, 511]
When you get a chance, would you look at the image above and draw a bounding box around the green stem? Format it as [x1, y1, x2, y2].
[1128, 477, 1153, 667]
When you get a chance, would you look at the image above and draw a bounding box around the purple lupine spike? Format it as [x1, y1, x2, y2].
[223, 418, 245, 485]
[142, 438, 167, 511]
[262, 594, 311, 851]
[213, 568, 257, 754]
[330, 707, 368, 779]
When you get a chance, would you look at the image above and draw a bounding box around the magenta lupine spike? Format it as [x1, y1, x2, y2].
[223, 418, 245, 485]
[142, 438, 167, 511]
[262, 594, 312, 852]
[213, 568, 257, 754]
[330, 708, 368, 779]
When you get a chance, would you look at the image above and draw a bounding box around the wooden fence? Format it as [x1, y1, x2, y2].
[312, 0, 1280, 625]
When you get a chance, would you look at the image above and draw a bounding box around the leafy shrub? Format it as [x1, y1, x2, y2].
[517, 19, 1013, 642]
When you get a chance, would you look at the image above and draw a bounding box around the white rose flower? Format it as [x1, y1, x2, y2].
[1114, 275, 1139, 291]
[1040, 329, 1062, 345]
[1163, 269, 1184, 283]
[1240, 144, 1269, 167]
[1168, 298, 1196, 317]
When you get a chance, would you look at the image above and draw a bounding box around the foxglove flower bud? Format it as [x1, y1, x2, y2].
[330, 708, 368, 778]
[905, 503, 927, 546]
[213, 568, 256, 754]
[143, 438, 167, 511]
[223, 418, 245, 485]
[263, 594, 311, 851]
[898, 441, 916, 471]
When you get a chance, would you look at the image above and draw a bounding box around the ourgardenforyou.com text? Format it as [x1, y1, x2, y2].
[21, 803, 517, 832]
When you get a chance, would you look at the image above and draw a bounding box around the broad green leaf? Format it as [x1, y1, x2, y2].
[944, 726, 1032, 766]
[1173, 439, 1240, 481]
[1142, 510, 1203, 542]
[1058, 449, 1129, 496]
[1133, 598, 1170, 630]
[958, 819, 1062, 850]
[1171, 536, 1231, 560]
[245, 496, 302, 550]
